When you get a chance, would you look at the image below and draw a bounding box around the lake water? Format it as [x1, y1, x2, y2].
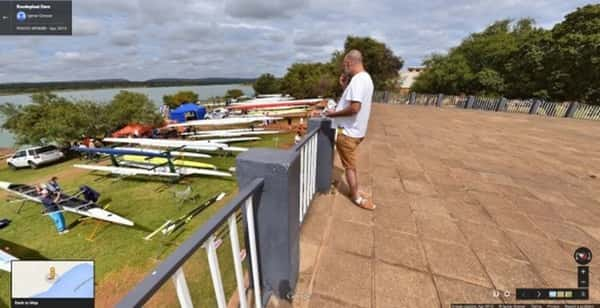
[0, 84, 255, 148]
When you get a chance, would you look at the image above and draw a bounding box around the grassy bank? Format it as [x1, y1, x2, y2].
[0, 133, 294, 307]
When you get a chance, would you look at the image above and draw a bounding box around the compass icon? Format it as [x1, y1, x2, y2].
[574, 247, 592, 265]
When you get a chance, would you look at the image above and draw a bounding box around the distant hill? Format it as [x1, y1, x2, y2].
[0, 78, 256, 94]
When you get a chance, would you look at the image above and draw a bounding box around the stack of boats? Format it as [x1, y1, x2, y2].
[72, 96, 325, 180]
[72, 116, 285, 179]
[227, 95, 325, 117]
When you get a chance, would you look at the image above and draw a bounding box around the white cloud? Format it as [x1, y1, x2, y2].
[0, 0, 593, 82]
[72, 17, 100, 36]
[225, 0, 308, 18]
[110, 30, 137, 46]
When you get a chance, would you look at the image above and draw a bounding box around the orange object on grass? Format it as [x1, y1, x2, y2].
[112, 123, 154, 138]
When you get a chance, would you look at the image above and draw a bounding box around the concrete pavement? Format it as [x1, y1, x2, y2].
[294, 104, 600, 307]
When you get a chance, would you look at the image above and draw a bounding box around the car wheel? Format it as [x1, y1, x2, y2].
[28, 161, 38, 169]
[8, 163, 17, 170]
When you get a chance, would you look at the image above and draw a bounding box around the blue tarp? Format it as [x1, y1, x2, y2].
[169, 103, 206, 123]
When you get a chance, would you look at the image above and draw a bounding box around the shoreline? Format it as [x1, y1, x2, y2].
[0, 82, 254, 97]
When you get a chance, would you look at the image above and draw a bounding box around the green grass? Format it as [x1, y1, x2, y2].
[0, 133, 294, 307]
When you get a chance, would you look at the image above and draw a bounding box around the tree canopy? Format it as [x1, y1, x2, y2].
[280, 62, 337, 99]
[162, 90, 199, 109]
[0, 91, 163, 146]
[225, 88, 244, 99]
[412, 4, 600, 105]
[253, 73, 281, 95]
[332, 36, 404, 90]
[258, 36, 403, 99]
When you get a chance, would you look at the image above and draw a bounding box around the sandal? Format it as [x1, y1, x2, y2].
[354, 196, 376, 211]
[359, 191, 371, 198]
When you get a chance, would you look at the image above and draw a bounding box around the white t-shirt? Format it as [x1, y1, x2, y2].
[334, 71, 374, 138]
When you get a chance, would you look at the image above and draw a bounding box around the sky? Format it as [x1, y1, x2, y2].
[0, 0, 593, 83]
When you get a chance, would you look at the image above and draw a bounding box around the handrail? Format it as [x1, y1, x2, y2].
[117, 177, 265, 308]
[292, 127, 319, 152]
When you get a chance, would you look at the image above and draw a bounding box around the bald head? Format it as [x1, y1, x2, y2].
[344, 49, 363, 63]
[343, 49, 365, 75]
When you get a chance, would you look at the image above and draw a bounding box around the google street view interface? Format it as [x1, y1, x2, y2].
[0, 0, 599, 307]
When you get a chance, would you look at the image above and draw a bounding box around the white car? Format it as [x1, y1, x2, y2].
[7, 145, 64, 169]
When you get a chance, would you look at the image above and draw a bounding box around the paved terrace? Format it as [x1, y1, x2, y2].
[292, 104, 600, 307]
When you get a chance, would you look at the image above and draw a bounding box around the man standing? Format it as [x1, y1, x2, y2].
[323, 50, 375, 210]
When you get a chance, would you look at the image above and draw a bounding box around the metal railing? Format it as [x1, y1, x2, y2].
[118, 118, 335, 307]
[293, 128, 319, 224]
[442, 95, 467, 107]
[536, 101, 569, 117]
[573, 103, 600, 121]
[372, 91, 409, 104]
[117, 178, 265, 308]
[413, 93, 439, 106]
[505, 99, 533, 113]
[472, 96, 499, 111]
[374, 91, 600, 122]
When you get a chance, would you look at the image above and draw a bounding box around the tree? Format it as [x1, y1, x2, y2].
[412, 53, 474, 94]
[411, 5, 600, 105]
[0, 93, 102, 146]
[225, 89, 244, 99]
[332, 36, 404, 91]
[546, 4, 600, 104]
[106, 91, 163, 130]
[162, 90, 199, 109]
[412, 19, 549, 98]
[280, 62, 337, 99]
[253, 73, 281, 95]
[0, 91, 163, 146]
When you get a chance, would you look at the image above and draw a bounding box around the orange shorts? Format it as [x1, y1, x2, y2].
[336, 133, 363, 170]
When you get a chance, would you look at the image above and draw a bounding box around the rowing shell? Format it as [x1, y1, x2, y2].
[188, 131, 280, 139]
[120, 155, 217, 170]
[0, 181, 134, 226]
[181, 128, 265, 136]
[77, 163, 233, 178]
[166, 116, 282, 128]
[74, 164, 180, 177]
[115, 147, 212, 159]
[228, 98, 323, 111]
[103, 138, 248, 152]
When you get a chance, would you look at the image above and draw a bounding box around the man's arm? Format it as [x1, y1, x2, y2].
[325, 101, 361, 117]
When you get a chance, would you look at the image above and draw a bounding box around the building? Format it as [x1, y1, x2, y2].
[398, 66, 425, 95]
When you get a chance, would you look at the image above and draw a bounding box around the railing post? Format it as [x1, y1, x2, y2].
[529, 100, 541, 115]
[465, 96, 475, 109]
[308, 118, 335, 193]
[565, 101, 578, 118]
[236, 149, 301, 305]
[383, 91, 389, 103]
[436, 94, 444, 107]
[409, 92, 416, 105]
[496, 97, 507, 112]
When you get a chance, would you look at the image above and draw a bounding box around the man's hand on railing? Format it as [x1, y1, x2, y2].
[310, 110, 324, 117]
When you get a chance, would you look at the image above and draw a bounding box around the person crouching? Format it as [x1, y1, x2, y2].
[38, 185, 69, 234]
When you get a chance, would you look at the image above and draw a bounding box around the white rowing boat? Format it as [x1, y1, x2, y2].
[103, 138, 248, 152]
[228, 98, 323, 111]
[115, 147, 212, 159]
[74, 164, 180, 177]
[166, 116, 282, 128]
[0, 181, 134, 226]
[188, 131, 280, 139]
[180, 128, 265, 136]
[77, 163, 233, 178]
